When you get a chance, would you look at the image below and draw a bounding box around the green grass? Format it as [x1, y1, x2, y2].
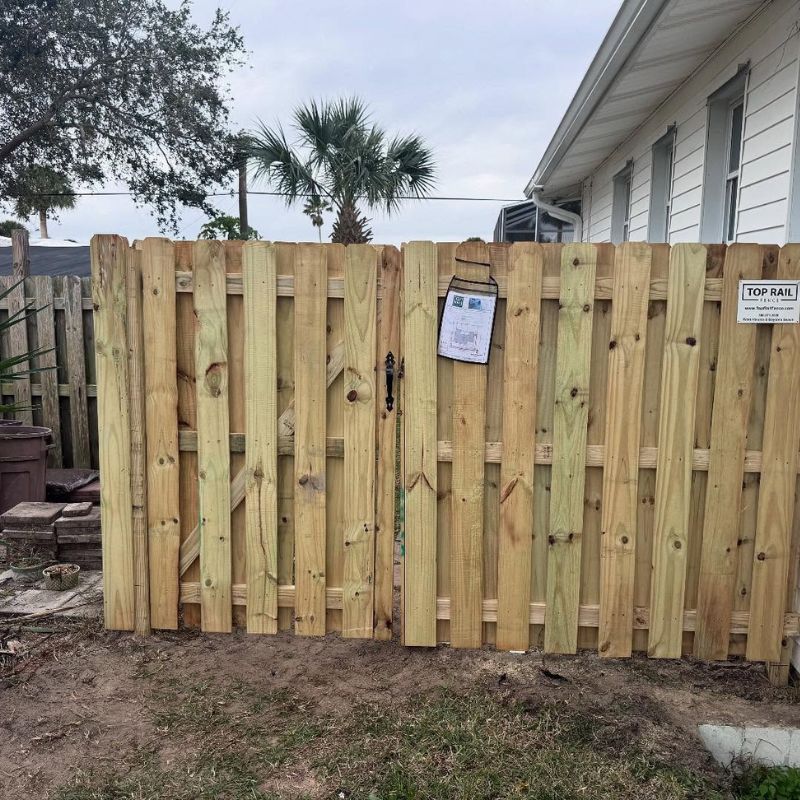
[313, 691, 726, 800]
[732, 766, 800, 800]
[54, 680, 326, 800]
[52, 672, 751, 800]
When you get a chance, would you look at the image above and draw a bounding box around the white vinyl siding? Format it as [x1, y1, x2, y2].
[586, 183, 614, 242]
[580, 0, 800, 245]
[628, 155, 652, 241]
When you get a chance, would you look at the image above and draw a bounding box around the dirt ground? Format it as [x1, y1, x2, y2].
[1, 614, 798, 799]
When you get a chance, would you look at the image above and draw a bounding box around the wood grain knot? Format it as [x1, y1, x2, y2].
[204, 362, 226, 397]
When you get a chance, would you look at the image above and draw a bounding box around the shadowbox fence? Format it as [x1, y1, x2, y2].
[0, 273, 96, 469]
[93, 236, 800, 679]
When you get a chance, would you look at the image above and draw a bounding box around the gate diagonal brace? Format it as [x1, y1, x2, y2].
[179, 341, 345, 577]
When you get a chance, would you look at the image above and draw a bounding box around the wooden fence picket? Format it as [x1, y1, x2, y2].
[694, 245, 763, 660]
[91, 234, 135, 631]
[543, 243, 597, 654]
[294, 245, 328, 636]
[125, 247, 150, 636]
[64, 274, 91, 467]
[174, 241, 200, 629]
[495, 243, 542, 652]
[193, 240, 232, 633]
[449, 242, 490, 648]
[2, 276, 33, 423]
[598, 243, 652, 658]
[243, 241, 279, 635]
[648, 244, 706, 658]
[374, 246, 402, 640]
[141, 238, 180, 630]
[402, 241, 438, 647]
[31, 276, 62, 466]
[342, 245, 377, 638]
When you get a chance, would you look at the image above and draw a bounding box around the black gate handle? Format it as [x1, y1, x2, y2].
[385, 352, 395, 412]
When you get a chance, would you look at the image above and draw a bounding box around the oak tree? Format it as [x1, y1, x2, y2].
[1, 0, 246, 231]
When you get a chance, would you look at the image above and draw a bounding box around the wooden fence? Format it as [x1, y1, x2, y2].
[93, 236, 800, 681]
[404, 241, 800, 680]
[0, 273, 96, 468]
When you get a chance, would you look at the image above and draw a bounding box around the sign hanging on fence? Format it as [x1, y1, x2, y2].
[737, 280, 800, 323]
[437, 276, 498, 364]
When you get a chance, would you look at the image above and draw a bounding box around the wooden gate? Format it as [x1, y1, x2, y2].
[402, 240, 800, 675]
[92, 237, 399, 639]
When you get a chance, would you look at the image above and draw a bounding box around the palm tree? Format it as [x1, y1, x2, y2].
[248, 98, 436, 244]
[302, 194, 332, 242]
[12, 166, 76, 239]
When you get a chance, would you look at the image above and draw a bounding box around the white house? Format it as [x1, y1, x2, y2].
[510, 0, 800, 246]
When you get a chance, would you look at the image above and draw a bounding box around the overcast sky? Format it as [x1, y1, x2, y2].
[42, 0, 620, 245]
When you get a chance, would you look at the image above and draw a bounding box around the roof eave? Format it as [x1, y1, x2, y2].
[525, 0, 672, 197]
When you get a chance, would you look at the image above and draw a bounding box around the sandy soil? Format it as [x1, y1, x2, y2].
[0, 618, 798, 798]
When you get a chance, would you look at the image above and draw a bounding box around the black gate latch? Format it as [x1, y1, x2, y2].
[385, 352, 395, 412]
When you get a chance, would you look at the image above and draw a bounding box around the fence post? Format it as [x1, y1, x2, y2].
[11, 228, 30, 279]
[5, 229, 33, 423]
[91, 234, 135, 631]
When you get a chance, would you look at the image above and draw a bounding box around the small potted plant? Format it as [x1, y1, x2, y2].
[4, 540, 51, 582]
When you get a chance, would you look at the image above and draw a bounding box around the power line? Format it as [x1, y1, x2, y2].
[7, 190, 527, 203]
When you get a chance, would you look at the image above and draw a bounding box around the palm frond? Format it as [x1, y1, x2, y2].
[382, 134, 437, 211]
[247, 121, 323, 205]
[293, 99, 336, 169]
[0, 346, 55, 377]
[0, 282, 57, 401]
[331, 97, 371, 144]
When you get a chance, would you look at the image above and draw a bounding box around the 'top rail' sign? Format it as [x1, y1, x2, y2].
[737, 280, 800, 323]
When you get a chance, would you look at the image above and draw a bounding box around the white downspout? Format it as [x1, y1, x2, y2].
[530, 187, 584, 243]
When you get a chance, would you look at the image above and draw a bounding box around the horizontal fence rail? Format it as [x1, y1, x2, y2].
[93, 237, 800, 681]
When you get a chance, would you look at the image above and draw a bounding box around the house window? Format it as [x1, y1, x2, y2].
[700, 69, 747, 243]
[648, 128, 676, 243]
[723, 99, 744, 242]
[611, 163, 633, 244]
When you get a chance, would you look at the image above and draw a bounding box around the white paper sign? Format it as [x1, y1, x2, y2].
[438, 289, 497, 363]
[737, 280, 800, 324]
